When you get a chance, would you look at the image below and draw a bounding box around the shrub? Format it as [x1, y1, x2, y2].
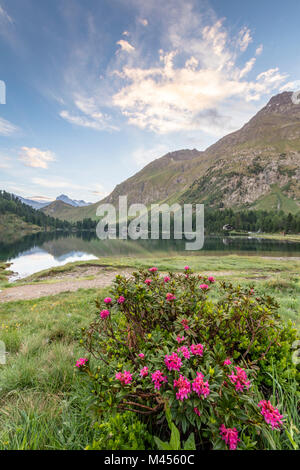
[86, 412, 153, 450]
[79, 267, 299, 450]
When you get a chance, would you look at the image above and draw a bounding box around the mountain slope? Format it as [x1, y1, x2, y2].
[45, 92, 300, 221]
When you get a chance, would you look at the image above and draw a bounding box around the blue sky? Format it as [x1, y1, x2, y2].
[0, 0, 300, 202]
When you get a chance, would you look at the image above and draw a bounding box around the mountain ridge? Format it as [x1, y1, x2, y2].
[42, 92, 300, 221]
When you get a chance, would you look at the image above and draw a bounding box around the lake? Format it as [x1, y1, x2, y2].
[1, 231, 300, 280]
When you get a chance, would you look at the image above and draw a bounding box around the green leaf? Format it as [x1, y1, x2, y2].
[183, 433, 196, 450]
[169, 423, 181, 450]
[154, 436, 172, 451]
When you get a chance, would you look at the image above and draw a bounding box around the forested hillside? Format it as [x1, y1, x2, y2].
[0, 190, 72, 231]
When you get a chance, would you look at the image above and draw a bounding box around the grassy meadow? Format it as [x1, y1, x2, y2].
[0, 255, 299, 449]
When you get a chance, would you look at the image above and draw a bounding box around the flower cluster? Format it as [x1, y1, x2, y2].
[219, 424, 240, 450]
[258, 400, 283, 429]
[164, 275, 170, 283]
[140, 366, 149, 378]
[190, 343, 204, 356]
[104, 297, 112, 304]
[164, 352, 182, 371]
[176, 335, 185, 343]
[223, 358, 232, 366]
[100, 309, 110, 319]
[177, 346, 190, 359]
[173, 375, 191, 401]
[151, 370, 168, 390]
[228, 366, 251, 392]
[166, 292, 176, 301]
[199, 283, 209, 290]
[117, 296, 125, 304]
[149, 267, 158, 273]
[115, 370, 132, 385]
[145, 279, 152, 285]
[192, 372, 210, 398]
[75, 357, 88, 368]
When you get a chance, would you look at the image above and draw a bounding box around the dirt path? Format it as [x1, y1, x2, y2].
[0, 269, 133, 303]
[0, 266, 270, 303]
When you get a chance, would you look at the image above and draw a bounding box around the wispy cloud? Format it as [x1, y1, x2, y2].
[54, 0, 289, 137]
[111, 3, 287, 134]
[0, 4, 12, 23]
[19, 147, 56, 169]
[0, 117, 18, 136]
[116, 39, 135, 53]
[60, 95, 118, 131]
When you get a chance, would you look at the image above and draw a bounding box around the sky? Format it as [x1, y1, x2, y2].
[0, 0, 300, 203]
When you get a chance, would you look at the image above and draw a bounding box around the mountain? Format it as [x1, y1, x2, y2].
[56, 194, 92, 207]
[42, 91, 300, 221]
[15, 195, 51, 210]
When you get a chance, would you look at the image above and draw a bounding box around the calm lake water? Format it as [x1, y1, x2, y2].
[1, 231, 300, 280]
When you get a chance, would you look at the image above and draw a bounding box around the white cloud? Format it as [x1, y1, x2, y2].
[0, 4, 12, 23]
[255, 44, 263, 56]
[55, 0, 290, 137]
[60, 96, 118, 131]
[0, 117, 18, 136]
[138, 18, 148, 26]
[237, 27, 252, 52]
[111, 4, 288, 135]
[19, 147, 56, 169]
[116, 39, 135, 53]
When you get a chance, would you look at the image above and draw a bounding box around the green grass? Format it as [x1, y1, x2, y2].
[252, 185, 300, 214]
[0, 288, 108, 450]
[0, 258, 299, 449]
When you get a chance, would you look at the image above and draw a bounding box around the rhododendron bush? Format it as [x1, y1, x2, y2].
[78, 267, 299, 450]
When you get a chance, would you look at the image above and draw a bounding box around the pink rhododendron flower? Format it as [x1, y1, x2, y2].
[173, 375, 191, 401]
[184, 266, 190, 271]
[199, 284, 209, 290]
[117, 296, 125, 304]
[166, 292, 176, 301]
[145, 278, 152, 285]
[115, 370, 132, 385]
[190, 343, 204, 356]
[100, 309, 110, 319]
[140, 366, 149, 378]
[177, 346, 190, 359]
[176, 335, 185, 343]
[228, 366, 251, 392]
[138, 353, 145, 359]
[164, 352, 182, 371]
[104, 297, 112, 304]
[192, 372, 210, 398]
[219, 424, 240, 450]
[76, 357, 88, 368]
[223, 358, 232, 366]
[151, 370, 167, 390]
[194, 407, 201, 417]
[208, 276, 215, 283]
[180, 318, 189, 330]
[258, 400, 283, 429]
[164, 276, 170, 282]
[149, 267, 158, 273]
